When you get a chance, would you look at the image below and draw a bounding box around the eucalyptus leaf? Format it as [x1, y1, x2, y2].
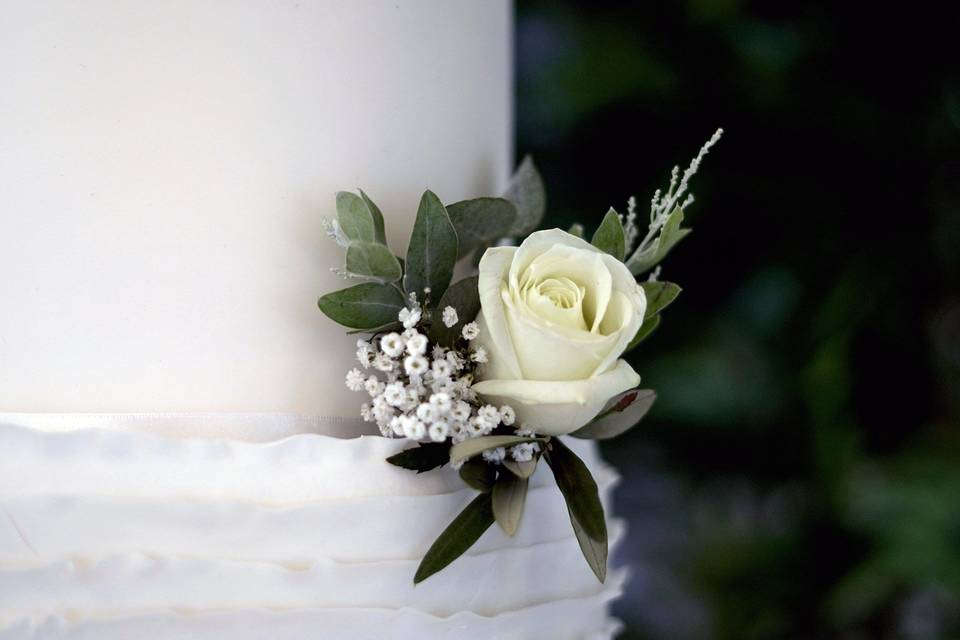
[428, 276, 480, 348]
[403, 190, 458, 303]
[625, 314, 661, 351]
[414, 492, 495, 584]
[318, 282, 406, 329]
[450, 435, 540, 466]
[503, 155, 547, 236]
[625, 206, 692, 275]
[345, 241, 402, 282]
[570, 389, 656, 440]
[544, 439, 607, 544]
[346, 321, 403, 335]
[570, 509, 608, 582]
[640, 281, 681, 319]
[459, 458, 496, 492]
[591, 208, 626, 261]
[336, 191, 376, 243]
[568, 223, 585, 238]
[386, 442, 451, 473]
[358, 189, 387, 245]
[492, 472, 529, 537]
[446, 198, 517, 259]
[503, 458, 538, 479]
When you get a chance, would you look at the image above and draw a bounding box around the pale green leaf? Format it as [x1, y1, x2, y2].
[345, 241, 402, 282]
[625, 206, 692, 275]
[640, 281, 681, 319]
[446, 198, 517, 259]
[503, 155, 546, 236]
[591, 208, 626, 261]
[570, 389, 656, 440]
[414, 493, 494, 584]
[358, 189, 387, 245]
[503, 458, 538, 479]
[570, 509, 608, 582]
[403, 190, 458, 302]
[317, 282, 406, 329]
[450, 435, 541, 466]
[336, 191, 375, 243]
[492, 472, 529, 537]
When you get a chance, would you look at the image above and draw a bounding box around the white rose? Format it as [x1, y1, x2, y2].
[472, 229, 646, 436]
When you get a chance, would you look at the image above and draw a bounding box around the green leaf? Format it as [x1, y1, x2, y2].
[640, 281, 681, 319]
[570, 389, 656, 440]
[403, 190, 458, 303]
[503, 458, 538, 479]
[386, 442, 451, 473]
[625, 314, 661, 351]
[544, 439, 607, 544]
[428, 276, 480, 348]
[318, 282, 406, 329]
[414, 493, 495, 584]
[345, 241, 403, 282]
[570, 509, 608, 583]
[503, 155, 547, 236]
[345, 321, 403, 335]
[446, 198, 517, 259]
[450, 435, 541, 466]
[358, 189, 387, 245]
[458, 458, 497, 492]
[336, 191, 376, 243]
[568, 223, 585, 238]
[591, 208, 626, 261]
[625, 206, 692, 275]
[492, 472, 529, 537]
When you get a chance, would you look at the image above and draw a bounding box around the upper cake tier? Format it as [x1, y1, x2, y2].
[0, 0, 512, 414]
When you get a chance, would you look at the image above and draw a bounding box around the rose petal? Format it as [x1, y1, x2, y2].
[476, 247, 522, 380]
[472, 360, 641, 436]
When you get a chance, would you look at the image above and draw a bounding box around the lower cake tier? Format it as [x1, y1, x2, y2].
[0, 414, 625, 639]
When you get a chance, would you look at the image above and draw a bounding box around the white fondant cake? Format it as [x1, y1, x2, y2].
[0, 1, 625, 638]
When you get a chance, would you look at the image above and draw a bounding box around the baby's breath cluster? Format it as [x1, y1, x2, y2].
[345, 298, 533, 464]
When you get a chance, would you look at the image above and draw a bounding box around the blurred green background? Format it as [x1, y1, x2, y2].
[514, 1, 960, 638]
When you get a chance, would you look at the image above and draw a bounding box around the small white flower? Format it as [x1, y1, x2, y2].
[345, 368, 366, 391]
[482, 447, 506, 464]
[451, 401, 472, 424]
[431, 358, 453, 379]
[511, 442, 538, 463]
[356, 344, 374, 368]
[450, 422, 468, 443]
[471, 347, 488, 363]
[380, 333, 405, 358]
[428, 420, 450, 442]
[461, 321, 480, 341]
[404, 355, 429, 377]
[467, 416, 489, 437]
[398, 307, 422, 329]
[415, 402, 437, 423]
[373, 353, 395, 372]
[359, 403, 373, 422]
[406, 333, 429, 356]
[364, 376, 385, 397]
[389, 415, 404, 437]
[378, 422, 393, 437]
[402, 417, 427, 440]
[429, 392, 452, 413]
[442, 306, 459, 328]
[383, 382, 406, 407]
[516, 425, 536, 437]
[431, 345, 447, 360]
[478, 404, 500, 425]
[499, 405, 516, 426]
[446, 350, 465, 371]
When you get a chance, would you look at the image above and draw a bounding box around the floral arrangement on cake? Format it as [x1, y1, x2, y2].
[318, 129, 723, 584]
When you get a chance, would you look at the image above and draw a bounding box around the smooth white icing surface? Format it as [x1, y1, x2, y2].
[0, 0, 512, 414]
[0, 415, 625, 638]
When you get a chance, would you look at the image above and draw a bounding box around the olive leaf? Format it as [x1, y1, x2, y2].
[640, 281, 681, 319]
[504, 155, 547, 236]
[450, 435, 542, 466]
[414, 493, 495, 584]
[386, 442, 451, 473]
[404, 190, 458, 303]
[625, 314, 661, 351]
[345, 241, 402, 282]
[591, 208, 626, 261]
[428, 276, 480, 348]
[459, 458, 496, 492]
[336, 191, 376, 243]
[446, 198, 517, 259]
[492, 472, 529, 536]
[545, 438, 608, 583]
[570, 389, 656, 440]
[318, 282, 406, 329]
[358, 189, 387, 245]
[625, 206, 691, 275]
[503, 457, 538, 479]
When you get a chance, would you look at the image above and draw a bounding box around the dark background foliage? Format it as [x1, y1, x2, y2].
[515, 1, 960, 637]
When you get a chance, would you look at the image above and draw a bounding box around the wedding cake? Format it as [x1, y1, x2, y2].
[0, 1, 625, 638]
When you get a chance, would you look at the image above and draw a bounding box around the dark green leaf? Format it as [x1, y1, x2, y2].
[570, 509, 608, 583]
[386, 442, 452, 473]
[403, 190, 458, 303]
[570, 389, 656, 440]
[492, 472, 528, 536]
[640, 281, 681, 319]
[358, 189, 387, 245]
[591, 208, 626, 261]
[567, 223, 585, 238]
[428, 276, 480, 347]
[503, 458, 537, 479]
[503, 155, 546, 236]
[345, 242, 402, 282]
[458, 458, 496, 492]
[336, 191, 376, 243]
[446, 198, 517, 259]
[414, 493, 494, 584]
[318, 282, 406, 329]
[625, 206, 691, 275]
[545, 439, 607, 544]
[450, 435, 541, 466]
[625, 314, 661, 351]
